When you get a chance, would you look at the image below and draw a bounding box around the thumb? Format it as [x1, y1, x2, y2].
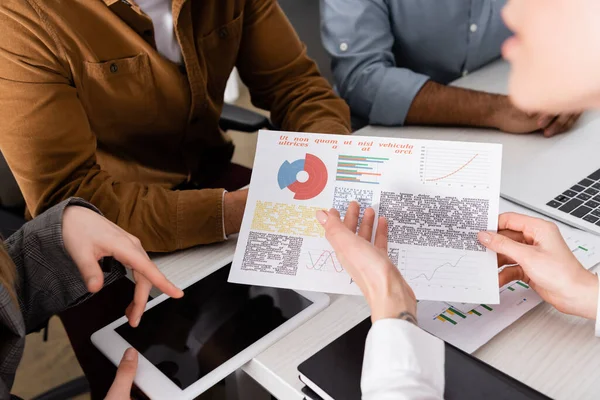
[106, 348, 138, 400]
[316, 209, 354, 252]
[72, 251, 104, 293]
[478, 231, 529, 264]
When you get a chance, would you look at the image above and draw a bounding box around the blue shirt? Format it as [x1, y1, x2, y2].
[321, 0, 511, 126]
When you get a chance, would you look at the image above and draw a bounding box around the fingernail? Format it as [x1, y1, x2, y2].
[478, 231, 492, 244]
[135, 317, 141, 327]
[124, 348, 137, 361]
[316, 210, 328, 225]
[87, 276, 99, 289]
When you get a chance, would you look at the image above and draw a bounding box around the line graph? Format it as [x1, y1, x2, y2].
[395, 248, 485, 289]
[301, 249, 344, 273]
[409, 254, 467, 281]
[420, 147, 491, 189]
[425, 154, 479, 182]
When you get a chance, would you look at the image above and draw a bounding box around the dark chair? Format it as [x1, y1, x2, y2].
[0, 208, 25, 239]
[219, 103, 273, 133]
[279, 0, 333, 84]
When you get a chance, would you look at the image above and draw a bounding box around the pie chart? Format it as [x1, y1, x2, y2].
[277, 154, 328, 200]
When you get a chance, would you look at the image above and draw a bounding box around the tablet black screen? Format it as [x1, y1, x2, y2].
[116, 264, 312, 390]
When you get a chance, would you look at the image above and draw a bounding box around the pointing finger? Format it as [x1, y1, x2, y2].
[128, 273, 153, 327]
[110, 245, 183, 299]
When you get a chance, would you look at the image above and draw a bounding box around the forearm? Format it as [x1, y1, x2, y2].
[405, 81, 505, 128]
[268, 69, 352, 134]
[237, 0, 351, 134]
[5, 198, 124, 332]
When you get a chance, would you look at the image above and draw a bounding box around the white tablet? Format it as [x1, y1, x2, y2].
[91, 263, 329, 400]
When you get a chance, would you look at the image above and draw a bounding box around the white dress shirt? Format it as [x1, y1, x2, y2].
[136, 0, 183, 64]
[362, 319, 445, 399]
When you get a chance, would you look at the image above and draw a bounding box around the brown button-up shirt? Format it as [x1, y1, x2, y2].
[0, 0, 350, 252]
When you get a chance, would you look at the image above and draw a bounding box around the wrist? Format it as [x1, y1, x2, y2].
[368, 271, 417, 323]
[485, 94, 509, 129]
[563, 270, 598, 320]
[223, 190, 248, 236]
[223, 191, 236, 236]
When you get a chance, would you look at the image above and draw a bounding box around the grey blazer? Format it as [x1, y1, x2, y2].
[0, 198, 124, 399]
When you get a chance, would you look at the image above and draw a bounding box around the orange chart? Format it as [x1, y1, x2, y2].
[420, 147, 490, 188]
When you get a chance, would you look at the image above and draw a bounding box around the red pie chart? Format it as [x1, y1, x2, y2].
[278, 154, 328, 200]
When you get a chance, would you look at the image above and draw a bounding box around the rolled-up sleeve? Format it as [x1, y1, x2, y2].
[321, 0, 429, 126]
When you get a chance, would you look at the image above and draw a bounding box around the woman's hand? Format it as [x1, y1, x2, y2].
[479, 212, 598, 319]
[62, 206, 183, 327]
[316, 202, 417, 323]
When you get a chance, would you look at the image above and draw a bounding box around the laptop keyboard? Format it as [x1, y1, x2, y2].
[547, 168, 600, 225]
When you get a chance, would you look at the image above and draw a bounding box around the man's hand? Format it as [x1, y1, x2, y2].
[317, 202, 417, 323]
[105, 348, 138, 400]
[478, 213, 598, 319]
[492, 95, 581, 137]
[62, 206, 184, 327]
[223, 189, 249, 236]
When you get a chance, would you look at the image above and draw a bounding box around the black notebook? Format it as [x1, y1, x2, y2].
[298, 318, 550, 400]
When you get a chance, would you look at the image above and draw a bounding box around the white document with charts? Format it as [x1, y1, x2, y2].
[229, 130, 503, 304]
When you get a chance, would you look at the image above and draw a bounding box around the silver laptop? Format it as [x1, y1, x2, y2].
[499, 111, 600, 235]
[358, 61, 600, 235]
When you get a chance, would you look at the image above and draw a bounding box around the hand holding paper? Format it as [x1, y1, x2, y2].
[317, 202, 417, 323]
[229, 130, 502, 304]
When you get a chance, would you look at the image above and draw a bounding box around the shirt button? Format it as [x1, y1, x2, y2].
[339, 42, 348, 52]
[470, 23, 478, 33]
[110, 63, 118, 73]
[218, 27, 228, 39]
[462, 70, 469, 77]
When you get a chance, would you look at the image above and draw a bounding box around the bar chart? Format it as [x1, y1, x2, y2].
[418, 279, 540, 353]
[432, 281, 531, 325]
[335, 155, 389, 185]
